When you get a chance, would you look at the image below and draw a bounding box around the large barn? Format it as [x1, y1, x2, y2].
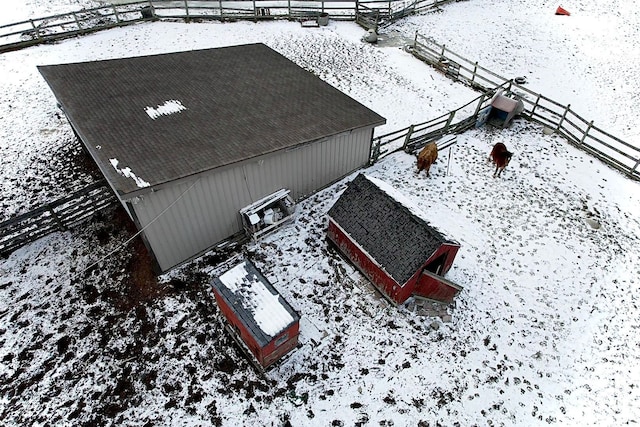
[327, 174, 462, 304]
[38, 43, 386, 272]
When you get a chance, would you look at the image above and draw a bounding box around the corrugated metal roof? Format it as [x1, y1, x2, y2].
[38, 44, 386, 196]
[212, 260, 299, 348]
[327, 174, 457, 285]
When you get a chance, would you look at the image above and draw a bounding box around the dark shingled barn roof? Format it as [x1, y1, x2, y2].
[328, 174, 457, 285]
[38, 43, 386, 196]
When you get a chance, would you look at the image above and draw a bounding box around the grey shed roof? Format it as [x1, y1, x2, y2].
[38, 43, 386, 196]
[212, 260, 299, 348]
[327, 174, 457, 285]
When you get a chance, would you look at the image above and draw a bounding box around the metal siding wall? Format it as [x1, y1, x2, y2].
[243, 127, 372, 200]
[133, 166, 253, 271]
[132, 126, 374, 271]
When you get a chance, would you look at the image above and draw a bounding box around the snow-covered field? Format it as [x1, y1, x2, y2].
[1, 1, 639, 426]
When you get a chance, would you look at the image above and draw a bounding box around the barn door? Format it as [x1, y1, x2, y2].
[415, 270, 463, 303]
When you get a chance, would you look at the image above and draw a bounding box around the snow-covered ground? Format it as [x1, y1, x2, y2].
[1, 1, 639, 426]
[391, 0, 640, 144]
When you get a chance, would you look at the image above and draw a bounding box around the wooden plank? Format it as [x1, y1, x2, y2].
[0, 181, 115, 254]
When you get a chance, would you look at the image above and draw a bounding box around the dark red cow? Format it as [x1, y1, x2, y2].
[489, 143, 513, 178]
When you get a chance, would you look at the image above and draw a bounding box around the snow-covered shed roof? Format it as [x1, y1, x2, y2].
[212, 260, 299, 347]
[38, 43, 386, 197]
[327, 174, 458, 285]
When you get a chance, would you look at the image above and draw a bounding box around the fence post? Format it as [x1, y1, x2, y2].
[370, 138, 381, 165]
[579, 120, 594, 146]
[403, 124, 415, 152]
[72, 12, 82, 32]
[473, 94, 486, 118]
[48, 205, 66, 232]
[530, 93, 541, 117]
[147, 0, 156, 19]
[445, 110, 455, 131]
[219, 0, 224, 19]
[471, 61, 478, 83]
[28, 20, 42, 40]
[440, 43, 445, 58]
[184, 0, 189, 20]
[556, 104, 570, 131]
[112, 5, 120, 23]
[413, 30, 417, 50]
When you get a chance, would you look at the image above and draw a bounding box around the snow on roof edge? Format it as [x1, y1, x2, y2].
[363, 174, 459, 244]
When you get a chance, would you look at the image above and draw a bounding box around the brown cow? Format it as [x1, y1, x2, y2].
[416, 142, 438, 177]
[489, 142, 513, 178]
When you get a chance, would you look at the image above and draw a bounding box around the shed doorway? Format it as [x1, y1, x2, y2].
[425, 253, 447, 275]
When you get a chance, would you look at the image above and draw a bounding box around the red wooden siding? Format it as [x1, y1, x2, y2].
[213, 288, 299, 368]
[328, 219, 408, 304]
[415, 270, 463, 303]
[261, 323, 300, 368]
[328, 219, 463, 305]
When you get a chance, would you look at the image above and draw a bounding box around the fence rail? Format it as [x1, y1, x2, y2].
[0, 181, 116, 256]
[408, 33, 640, 180]
[0, 0, 464, 51]
[356, 0, 458, 30]
[370, 87, 500, 163]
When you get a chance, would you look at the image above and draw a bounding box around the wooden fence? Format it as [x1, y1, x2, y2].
[0, 181, 116, 256]
[357, 0, 461, 30]
[408, 33, 640, 181]
[370, 88, 495, 162]
[0, 0, 462, 52]
[0, 1, 352, 53]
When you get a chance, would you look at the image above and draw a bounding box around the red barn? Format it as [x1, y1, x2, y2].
[212, 260, 300, 368]
[327, 173, 462, 304]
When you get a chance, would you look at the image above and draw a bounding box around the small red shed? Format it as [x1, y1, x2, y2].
[327, 173, 462, 304]
[212, 260, 300, 368]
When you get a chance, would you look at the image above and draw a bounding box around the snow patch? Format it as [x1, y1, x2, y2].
[109, 158, 150, 188]
[364, 174, 429, 220]
[219, 262, 294, 337]
[144, 100, 186, 120]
